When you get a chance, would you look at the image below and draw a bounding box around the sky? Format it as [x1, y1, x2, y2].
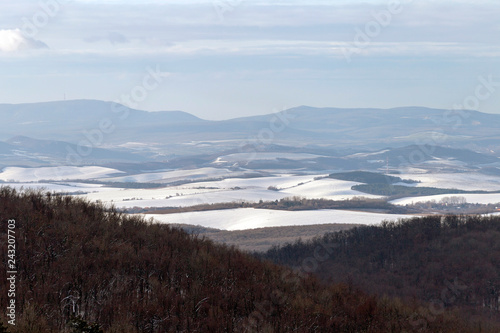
[0, 0, 499, 120]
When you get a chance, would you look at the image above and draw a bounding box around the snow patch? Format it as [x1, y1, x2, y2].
[143, 208, 416, 231]
[0, 166, 123, 182]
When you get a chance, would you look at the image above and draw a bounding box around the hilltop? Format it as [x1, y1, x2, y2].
[1, 100, 500, 156]
[0, 188, 494, 332]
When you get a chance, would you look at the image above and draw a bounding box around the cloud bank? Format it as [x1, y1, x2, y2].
[0, 29, 48, 52]
[0, 1, 498, 118]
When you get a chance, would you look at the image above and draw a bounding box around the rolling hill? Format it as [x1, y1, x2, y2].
[1, 100, 500, 152]
[0, 136, 148, 167]
[0, 188, 495, 332]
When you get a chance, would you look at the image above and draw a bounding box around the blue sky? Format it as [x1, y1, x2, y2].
[0, 0, 499, 120]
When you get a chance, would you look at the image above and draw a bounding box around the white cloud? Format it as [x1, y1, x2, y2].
[0, 29, 48, 52]
[0, 1, 499, 116]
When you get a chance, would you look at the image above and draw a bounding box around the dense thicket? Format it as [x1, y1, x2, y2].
[0, 188, 495, 332]
[261, 215, 500, 328]
[327, 171, 416, 184]
[351, 183, 496, 197]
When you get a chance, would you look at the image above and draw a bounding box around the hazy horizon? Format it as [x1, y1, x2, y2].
[4, 98, 500, 122]
[1, 0, 499, 120]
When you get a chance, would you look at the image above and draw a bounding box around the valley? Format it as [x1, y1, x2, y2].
[1, 100, 500, 331]
[2, 0, 499, 330]
[2, 151, 500, 237]
[2, 102, 500, 238]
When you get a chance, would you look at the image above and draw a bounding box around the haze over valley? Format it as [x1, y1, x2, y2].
[2, 100, 500, 234]
[1, 0, 500, 331]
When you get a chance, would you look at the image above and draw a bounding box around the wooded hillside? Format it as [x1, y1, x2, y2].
[0, 188, 496, 332]
[260, 215, 500, 329]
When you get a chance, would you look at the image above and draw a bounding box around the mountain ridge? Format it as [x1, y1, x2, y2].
[1, 99, 499, 157]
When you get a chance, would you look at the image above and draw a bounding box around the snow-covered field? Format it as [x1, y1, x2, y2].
[77, 186, 223, 207]
[391, 193, 500, 206]
[213, 152, 325, 164]
[0, 182, 115, 194]
[4, 166, 500, 215]
[186, 174, 320, 190]
[399, 172, 500, 192]
[142, 208, 416, 231]
[76, 176, 382, 209]
[101, 167, 252, 184]
[283, 178, 382, 200]
[113, 188, 284, 209]
[0, 166, 123, 182]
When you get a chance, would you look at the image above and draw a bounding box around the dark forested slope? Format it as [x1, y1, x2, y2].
[0, 188, 496, 332]
[260, 215, 500, 328]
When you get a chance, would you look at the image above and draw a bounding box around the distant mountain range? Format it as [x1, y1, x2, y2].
[0, 100, 201, 142]
[0, 100, 499, 168]
[0, 136, 147, 167]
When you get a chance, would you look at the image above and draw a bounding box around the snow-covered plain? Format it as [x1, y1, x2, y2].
[113, 188, 284, 209]
[0, 166, 123, 182]
[387, 172, 500, 206]
[186, 174, 321, 190]
[79, 176, 383, 209]
[102, 167, 254, 184]
[0, 182, 115, 194]
[399, 172, 500, 192]
[391, 193, 500, 206]
[4, 166, 500, 217]
[77, 186, 223, 207]
[213, 152, 325, 163]
[75, 175, 323, 209]
[142, 208, 416, 231]
[283, 178, 383, 200]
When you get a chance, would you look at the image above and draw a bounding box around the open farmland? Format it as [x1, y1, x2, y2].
[391, 193, 500, 206]
[0, 166, 123, 182]
[3, 165, 500, 230]
[142, 208, 415, 231]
